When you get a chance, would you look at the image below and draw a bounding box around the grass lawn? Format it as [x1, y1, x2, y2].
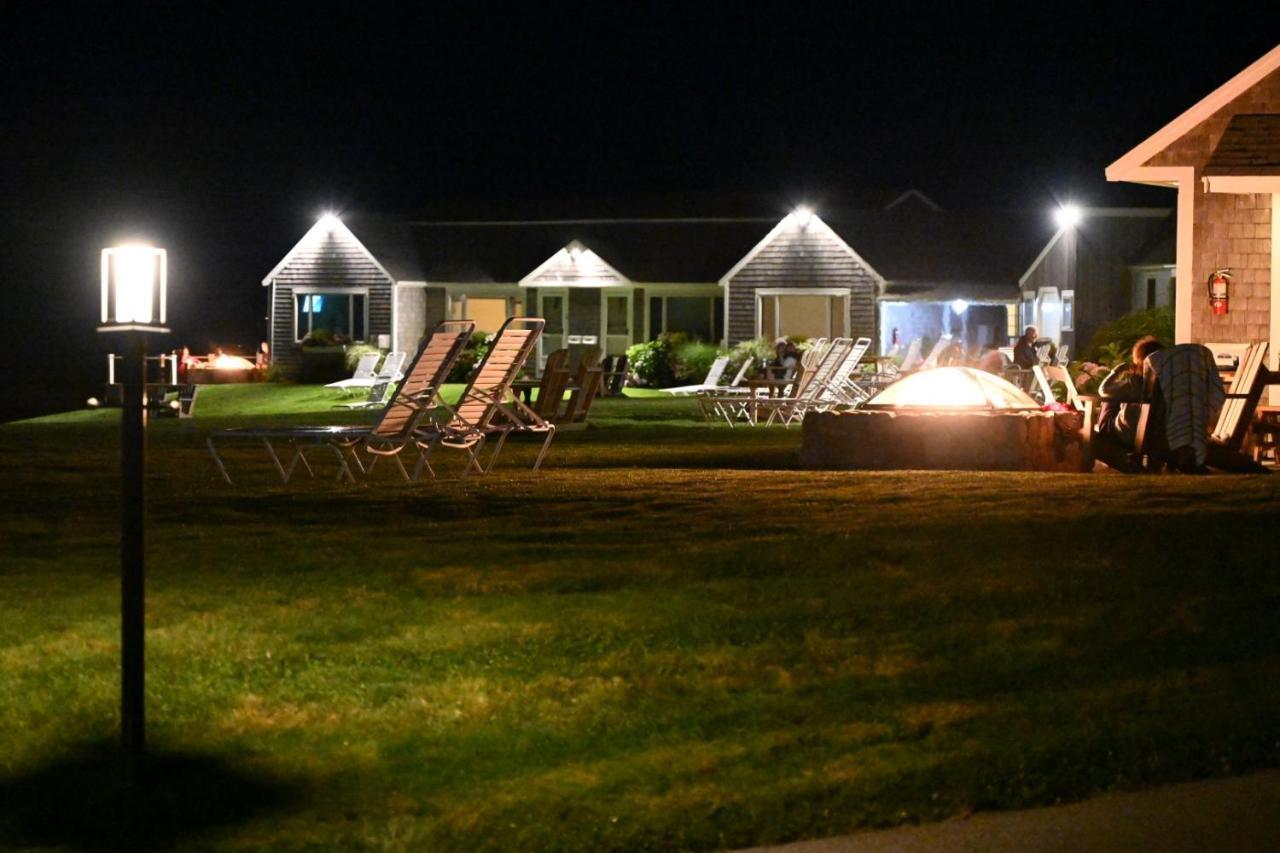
[2, 385, 1279, 850]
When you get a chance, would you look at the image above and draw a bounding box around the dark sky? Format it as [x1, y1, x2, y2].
[2, 4, 1276, 418]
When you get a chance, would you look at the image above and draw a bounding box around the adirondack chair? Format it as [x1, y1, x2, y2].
[599, 354, 629, 396]
[532, 348, 571, 419]
[554, 358, 603, 431]
[1127, 342, 1276, 473]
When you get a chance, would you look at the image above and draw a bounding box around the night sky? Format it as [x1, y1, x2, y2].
[2, 5, 1276, 419]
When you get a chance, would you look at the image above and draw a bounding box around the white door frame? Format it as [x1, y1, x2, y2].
[537, 287, 569, 365]
[599, 288, 633, 355]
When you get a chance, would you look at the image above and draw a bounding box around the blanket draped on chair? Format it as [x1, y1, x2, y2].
[1144, 344, 1225, 467]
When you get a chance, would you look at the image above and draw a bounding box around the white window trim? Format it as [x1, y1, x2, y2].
[647, 294, 720, 341]
[292, 286, 370, 343]
[1061, 290, 1075, 331]
[754, 288, 851, 340]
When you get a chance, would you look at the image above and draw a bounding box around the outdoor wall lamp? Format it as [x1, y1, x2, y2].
[793, 205, 814, 228]
[1054, 204, 1082, 230]
[98, 243, 170, 779]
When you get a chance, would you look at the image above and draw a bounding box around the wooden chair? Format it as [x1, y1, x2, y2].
[531, 349, 571, 419]
[208, 321, 474, 484]
[555, 360, 603, 431]
[1130, 341, 1275, 473]
[414, 318, 553, 477]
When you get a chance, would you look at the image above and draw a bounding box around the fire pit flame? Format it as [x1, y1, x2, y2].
[209, 353, 256, 370]
[864, 367, 1039, 411]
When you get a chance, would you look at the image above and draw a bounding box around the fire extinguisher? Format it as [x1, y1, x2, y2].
[1208, 268, 1231, 316]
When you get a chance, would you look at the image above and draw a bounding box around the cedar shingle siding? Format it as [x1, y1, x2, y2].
[726, 220, 880, 346]
[268, 230, 393, 365]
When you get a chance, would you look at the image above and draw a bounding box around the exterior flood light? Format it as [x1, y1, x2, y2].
[100, 245, 168, 333]
[1054, 204, 1082, 230]
[318, 213, 341, 231]
[793, 205, 814, 228]
[950, 299, 969, 315]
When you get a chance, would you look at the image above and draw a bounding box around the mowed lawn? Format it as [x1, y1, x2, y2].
[2, 385, 1279, 850]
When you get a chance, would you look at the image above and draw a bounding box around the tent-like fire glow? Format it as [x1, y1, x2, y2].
[209, 353, 256, 370]
[864, 367, 1040, 411]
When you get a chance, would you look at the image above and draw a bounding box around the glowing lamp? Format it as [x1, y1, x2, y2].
[318, 213, 341, 231]
[950, 299, 969, 315]
[793, 205, 814, 228]
[100, 245, 168, 333]
[1053, 204, 1082, 229]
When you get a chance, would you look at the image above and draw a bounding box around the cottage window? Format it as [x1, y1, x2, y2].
[295, 291, 367, 341]
[647, 295, 718, 341]
[756, 291, 849, 340]
[1062, 291, 1074, 331]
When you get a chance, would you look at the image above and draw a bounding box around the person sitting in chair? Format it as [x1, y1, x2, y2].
[1012, 326, 1039, 369]
[1095, 335, 1164, 454]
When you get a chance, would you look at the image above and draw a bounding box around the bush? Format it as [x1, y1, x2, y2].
[626, 337, 676, 387]
[447, 331, 494, 383]
[1086, 305, 1174, 361]
[673, 341, 721, 383]
[725, 337, 775, 382]
[343, 344, 382, 372]
[300, 328, 350, 348]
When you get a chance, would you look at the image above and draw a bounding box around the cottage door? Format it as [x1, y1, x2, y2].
[537, 288, 568, 368]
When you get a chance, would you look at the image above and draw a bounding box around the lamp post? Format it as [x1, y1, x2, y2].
[99, 245, 169, 774]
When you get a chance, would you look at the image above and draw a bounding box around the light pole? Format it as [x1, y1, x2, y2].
[99, 245, 169, 774]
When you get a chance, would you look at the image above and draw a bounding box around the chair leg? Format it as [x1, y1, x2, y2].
[207, 437, 234, 485]
[327, 444, 355, 482]
[390, 453, 411, 482]
[532, 427, 556, 470]
[262, 438, 292, 483]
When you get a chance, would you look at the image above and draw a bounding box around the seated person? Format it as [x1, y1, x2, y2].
[1012, 326, 1039, 369]
[1095, 335, 1164, 453]
[976, 347, 1008, 375]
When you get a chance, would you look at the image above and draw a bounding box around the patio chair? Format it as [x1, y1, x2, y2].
[1035, 340, 1054, 365]
[898, 337, 924, 372]
[1033, 364, 1082, 409]
[323, 352, 380, 393]
[413, 317, 552, 478]
[1127, 343, 1243, 472]
[737, 337, 855, 427]
[826, 337, 874, 407]
[1055, 344, 1070, 367]
[554, 358, 603, 431]
[920, 335, 952, 370]
[660, 356, 731, 396]
[207, 322, 474, 484]
[601, 354, 629, 396]
[695, 356, 754, 421]
[531, 348, 572, 419]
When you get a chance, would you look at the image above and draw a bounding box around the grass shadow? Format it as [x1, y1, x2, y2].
[0, 740, 305, 851]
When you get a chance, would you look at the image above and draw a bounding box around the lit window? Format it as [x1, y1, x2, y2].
[1062, 291, 1074, 331]
[295, 291, 366, 341]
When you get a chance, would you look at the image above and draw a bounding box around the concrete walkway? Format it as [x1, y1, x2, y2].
[747, 770, 1280, 852]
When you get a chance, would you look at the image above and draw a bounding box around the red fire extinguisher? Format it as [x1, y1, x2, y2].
[1208, 268, 1231, 316]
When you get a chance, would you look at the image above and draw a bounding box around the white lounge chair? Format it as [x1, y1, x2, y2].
[660, 356, 731, 396]
[324, 352, 380, 393]
[326, 351, 406, 394]
[898, 337, 924, 372]
[695, 357, 754, 421]
[920, 335, 952, 370]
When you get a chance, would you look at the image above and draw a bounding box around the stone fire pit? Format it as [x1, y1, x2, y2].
[800, 408, 1091, 472]
[799, 366, 1092, 472]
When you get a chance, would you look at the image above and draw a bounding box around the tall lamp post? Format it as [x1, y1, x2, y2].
[99, 245, 169, 772]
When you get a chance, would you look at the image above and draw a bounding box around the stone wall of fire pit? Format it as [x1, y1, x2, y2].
[800, 409, 1092, 472]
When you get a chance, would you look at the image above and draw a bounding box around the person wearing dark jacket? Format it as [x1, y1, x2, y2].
[1012, 326, 1039, 369]
[1096, 335, 1165, 450]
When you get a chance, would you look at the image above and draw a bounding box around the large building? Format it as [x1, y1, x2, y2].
[260, 197, 1066, 370]
[1107, 44, 1279, 384]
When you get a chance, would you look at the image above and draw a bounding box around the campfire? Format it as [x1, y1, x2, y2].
[801, 367, 1090, 472]
[185, 348, 263, 384]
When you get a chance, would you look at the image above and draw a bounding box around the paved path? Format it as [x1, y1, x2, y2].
[746, 770, 1280, 852]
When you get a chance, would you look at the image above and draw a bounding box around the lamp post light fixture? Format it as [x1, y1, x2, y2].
[1053, 204, 1083, 230]
[98, 244, 169, 775]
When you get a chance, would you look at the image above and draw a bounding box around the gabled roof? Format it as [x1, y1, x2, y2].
[1203, 114, 1280, 175]
[261, 215, 395, 286]
[295, 207, 1054, 294]
[1107, 44, 1280, 181]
